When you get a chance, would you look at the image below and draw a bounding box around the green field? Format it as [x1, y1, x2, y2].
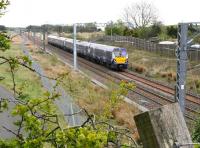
[0, 42, 45, 99]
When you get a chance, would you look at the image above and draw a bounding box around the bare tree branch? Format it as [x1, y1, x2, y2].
[123, 1, 158, 28]
[17, 115, 24, 136]
[64, 109, 83, 116]
[2, 126, 23, 140]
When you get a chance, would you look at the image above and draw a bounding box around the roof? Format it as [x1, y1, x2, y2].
[159, 41, 176, 45]
[48, 35, 125, 52]
[89, 42, 117, 52]
[191, 44, 200, 48]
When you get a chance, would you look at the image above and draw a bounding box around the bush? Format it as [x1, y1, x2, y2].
[166, 26, 177, 38]
[135, 65, 146, 73]
[193, 118, 200, 143]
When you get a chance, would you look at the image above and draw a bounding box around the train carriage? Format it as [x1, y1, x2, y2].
[47, 35, 128, 70]
[76, 41, 89, 56]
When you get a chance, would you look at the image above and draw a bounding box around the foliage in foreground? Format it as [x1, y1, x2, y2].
[0, 24, 138, 148]
[0, 51, 138, 147]
[0, 2, 139, 147]
[193, 117, 200, 143]
[0, 51, 137, 147]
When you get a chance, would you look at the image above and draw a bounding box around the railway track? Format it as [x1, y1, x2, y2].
[26, 35, 200, 123]
[120, 71, 200, 105]
[71, 53, 199, 121]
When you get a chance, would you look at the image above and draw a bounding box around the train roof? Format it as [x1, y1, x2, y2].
[48, 35, 126, 52]
[48, 35, 59, 39]
[77, 41, 89, 47]
[48, 35, 73, 42]
[89, 42, 118, 52]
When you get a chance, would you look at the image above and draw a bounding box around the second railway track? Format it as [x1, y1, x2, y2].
[27, 35, 200, 123]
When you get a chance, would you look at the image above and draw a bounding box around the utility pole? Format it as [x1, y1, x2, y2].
[33, 30, 36, 47]
[28, 30, 30, 39]
[73, 24, 77, 70]
[175, 23, 188, 113]
[43, 25, 46, 51]
[20, 29, 22, 36]
[111, 23, 113, 41]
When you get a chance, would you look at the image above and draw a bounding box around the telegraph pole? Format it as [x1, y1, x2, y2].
[33, 30, 36, 47]
[73, 24, 77, 70]
[176, 23, 188, 113]
[43, 25, 46, 51]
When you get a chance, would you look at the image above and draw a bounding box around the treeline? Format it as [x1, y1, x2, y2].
[105, 20, 175, 41]
[105, 20, 198, 41]
[26, 23, 100, 33]
[25, 21, 200, 42]
[0, 25, 7, 32]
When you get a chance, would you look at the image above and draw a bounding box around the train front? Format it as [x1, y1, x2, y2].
[112, 48, 128, 70]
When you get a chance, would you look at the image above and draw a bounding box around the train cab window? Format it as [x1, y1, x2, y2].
[121, 48, 127, 57]
[114, 48, 127, 57]
[113, 48, 121, 57]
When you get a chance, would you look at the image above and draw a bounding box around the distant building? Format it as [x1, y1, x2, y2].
[191, 44, 200, 49]
[159, 41, 176, 45]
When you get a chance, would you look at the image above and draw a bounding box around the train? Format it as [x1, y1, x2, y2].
[47, 35, 128, 70]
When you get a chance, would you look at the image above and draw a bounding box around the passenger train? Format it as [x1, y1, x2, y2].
[47, 35, 128, 70]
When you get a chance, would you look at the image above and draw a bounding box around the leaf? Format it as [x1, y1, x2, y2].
[22, 56, 32, 66]
[0, 76, 5, 81]
[0, 33, 10, 51]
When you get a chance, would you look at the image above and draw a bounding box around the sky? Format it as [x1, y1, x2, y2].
[0, 0, 200, 27]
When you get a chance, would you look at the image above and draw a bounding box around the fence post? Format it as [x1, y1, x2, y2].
[134, 103, 192, 148]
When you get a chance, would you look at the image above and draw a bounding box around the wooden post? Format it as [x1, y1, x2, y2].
[134, 103, 192, 148]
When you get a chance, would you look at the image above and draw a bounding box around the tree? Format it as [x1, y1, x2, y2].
[0, 0, 9, 16]
[0, 0, 10, 51]
[148, 22, 162, 37]
[123, 27, 134, 36]
[0, 25, 6, 31]
[123, 1, 158, 28]
[166, 25, 177, 38]
[105, 20, 126, 36]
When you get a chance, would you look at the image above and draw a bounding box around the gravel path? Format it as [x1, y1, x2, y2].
[21, 36, 85, 127]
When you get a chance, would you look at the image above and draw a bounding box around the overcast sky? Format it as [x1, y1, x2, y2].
[0, 0, 200, 27]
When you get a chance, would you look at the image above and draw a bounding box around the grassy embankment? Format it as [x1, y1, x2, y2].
[0, 36, 45, 99]
[25, 36, 140, 139]
[101, 40, 200, 94]
[70, 32, 200, 94]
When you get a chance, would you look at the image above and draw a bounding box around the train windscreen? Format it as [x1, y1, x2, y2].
[114, 48, 127, 57]
[121, 48, 127, 57]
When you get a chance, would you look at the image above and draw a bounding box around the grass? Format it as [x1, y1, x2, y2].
[0, 36, 45, 99]
[49, 31, 200, 94]
[97, 40, 200, 94]
[195, 145, 200, 148]
[25, 36, 140, 136]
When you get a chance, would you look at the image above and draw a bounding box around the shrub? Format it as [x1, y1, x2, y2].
[195, 80, 200, 89]
[135, 66, 146, 73]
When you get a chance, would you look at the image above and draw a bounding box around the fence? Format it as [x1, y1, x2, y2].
[102, 35, 200, 62]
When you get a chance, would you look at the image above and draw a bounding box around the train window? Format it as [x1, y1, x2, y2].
[114, 48, 127, 57]
[121, 48, 127, 57]
[113, 48, 120, 57]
